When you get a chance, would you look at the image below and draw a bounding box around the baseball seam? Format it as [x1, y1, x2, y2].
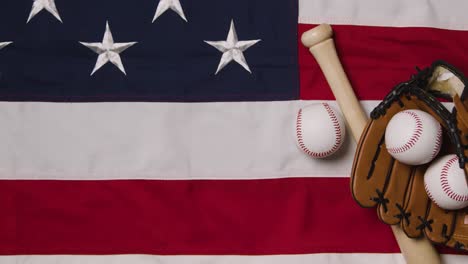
[296, 103, 343, 158]
[425, 181, 442, 208]
[440, 156, 468, 202]
[430, 125, 442, 160]
[387, 110, 423, 155]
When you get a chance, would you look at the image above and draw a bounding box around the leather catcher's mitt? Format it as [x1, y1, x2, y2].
[351, 60, 468, 251]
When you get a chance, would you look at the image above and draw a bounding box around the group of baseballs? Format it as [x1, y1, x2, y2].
[296, 103, 468, 210]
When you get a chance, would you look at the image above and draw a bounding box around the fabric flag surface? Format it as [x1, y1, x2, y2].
[1, 0, 468, 263]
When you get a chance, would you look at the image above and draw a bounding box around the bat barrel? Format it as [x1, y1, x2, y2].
[301, 24, 441, 264]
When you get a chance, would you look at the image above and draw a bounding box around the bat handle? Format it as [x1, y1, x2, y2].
[301, 24, 367, 141]
[301, 24, 441, 264]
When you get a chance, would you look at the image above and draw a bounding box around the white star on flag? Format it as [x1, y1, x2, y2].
[79, 21, 137, 76]
[153, 0, 187, 22]
[204, 20, 260, 75]
[27, 0, 62, 23]
[0, 42, 12, 50]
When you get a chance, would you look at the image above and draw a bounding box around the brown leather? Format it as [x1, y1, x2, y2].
[454, 95, 468, 184]
[445, 209, 468, 249]
[351, 61, 468, 251]
[440, 95, 468, 249]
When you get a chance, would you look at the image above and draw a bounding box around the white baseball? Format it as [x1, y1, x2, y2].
[385, 109, 442, 165]
[424, 154, 468, 210]
[296, 103, 346, 158]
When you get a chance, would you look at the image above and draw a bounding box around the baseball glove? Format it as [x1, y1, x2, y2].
[351, 60, 468, 251]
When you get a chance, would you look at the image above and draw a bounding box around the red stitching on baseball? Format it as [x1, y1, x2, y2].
[425, 181, 442, 208]
[430, 125, 442, 160]
[440, 156, 468, 202]
[296, 103, 342, 158]
[387, 110, 423, 155]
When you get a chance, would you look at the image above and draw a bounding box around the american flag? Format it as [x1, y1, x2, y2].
[1, 0, 468, 263]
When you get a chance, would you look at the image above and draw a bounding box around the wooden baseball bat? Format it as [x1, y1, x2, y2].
[301, 24, 441, 264]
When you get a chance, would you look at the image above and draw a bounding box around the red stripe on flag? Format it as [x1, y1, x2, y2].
[1, 178, 401, 255]
[299, 24, 468, 100]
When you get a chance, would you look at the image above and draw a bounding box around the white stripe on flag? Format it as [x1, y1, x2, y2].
[0, 101, 453, 180]
[299, 0, 468, 30]
[0, 253, 466, 264]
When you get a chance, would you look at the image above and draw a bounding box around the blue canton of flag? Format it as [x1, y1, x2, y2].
[0, 0, 298, 102]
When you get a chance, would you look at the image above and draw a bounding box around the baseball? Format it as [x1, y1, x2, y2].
[385, 109, 442, 165]
[424, 154, 468, 210]
[296, 102, 346, 158]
